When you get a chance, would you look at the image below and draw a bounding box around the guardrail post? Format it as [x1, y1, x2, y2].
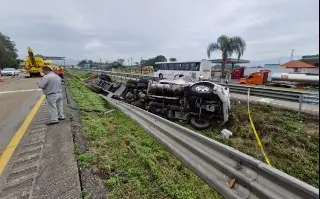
[247, 88, 250, 104]
[299, 94, 303, 120]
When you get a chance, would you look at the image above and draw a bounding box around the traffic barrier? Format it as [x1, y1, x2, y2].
[101, 95, 319, 199]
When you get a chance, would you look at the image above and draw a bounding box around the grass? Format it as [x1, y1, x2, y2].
[182, 102, 319, 188]
[66, 71, 222, 199]
[67, 68, 93, 79]
[67, 69, 319, 192]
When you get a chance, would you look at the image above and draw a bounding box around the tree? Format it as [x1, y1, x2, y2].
[0, 32, 18, 69]
[88, 60, 94, 65]
[116, 59, 125, 66]
[140, 55, 167, 67]
[154, 55, 167, 62]
[207, 35, 246, 78]
[140, 58, 155, 66]
[169, 57, 177, 62]
[78, 60, 87, 67]
[112, 61, 122, 68]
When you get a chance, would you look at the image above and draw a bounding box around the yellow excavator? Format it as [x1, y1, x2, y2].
[24, 47, 44, 77]
[24, 47, 65, 78]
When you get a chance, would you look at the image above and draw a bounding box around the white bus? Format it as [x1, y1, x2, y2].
[154, 60, 212, 80]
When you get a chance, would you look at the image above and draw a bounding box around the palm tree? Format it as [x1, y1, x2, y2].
[207, 35, 246, 78]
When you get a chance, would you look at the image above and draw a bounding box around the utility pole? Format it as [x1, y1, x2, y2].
[290, 49, 294, 61]
[140, 57, 143, 74]
[130, 57, 133, 67]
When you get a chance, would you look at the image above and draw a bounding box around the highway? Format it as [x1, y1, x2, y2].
[0, 75, 42, 155]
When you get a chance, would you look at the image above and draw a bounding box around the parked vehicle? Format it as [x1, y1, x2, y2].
[238, 70, 270, 85]
[24, 47, 45, 77]
[154, 60, 212, 80]
[271, 73, 319, 84]
[1, 68, 18, 76]
[53, 66, 65, 78]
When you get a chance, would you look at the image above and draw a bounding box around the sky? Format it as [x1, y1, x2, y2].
[0, 0, 319, 64]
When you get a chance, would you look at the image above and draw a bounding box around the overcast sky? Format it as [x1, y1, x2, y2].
[0, 0, 319, 63]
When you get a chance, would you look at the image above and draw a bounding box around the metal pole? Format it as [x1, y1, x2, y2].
[140, 57, 143, 74]
[299, 94, 303, 119]
[247, 88, 250, 106]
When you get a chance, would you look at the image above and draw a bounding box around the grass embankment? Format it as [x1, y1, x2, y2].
[67, 69, 93, 79]
[66, 70, 221, 199]
[182, 103, 319, 188]
[67, 69, 319, 193]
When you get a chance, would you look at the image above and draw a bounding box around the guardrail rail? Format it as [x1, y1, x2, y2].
[101, 94, 319, 199]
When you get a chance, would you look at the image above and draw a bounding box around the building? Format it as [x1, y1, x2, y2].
[300, 54, 319, 67]
[279, 54, 319, 73]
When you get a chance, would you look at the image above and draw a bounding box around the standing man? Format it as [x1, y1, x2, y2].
[37, 66, 65, 125]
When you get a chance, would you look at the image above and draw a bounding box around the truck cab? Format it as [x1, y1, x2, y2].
[238, 70, 270, 85]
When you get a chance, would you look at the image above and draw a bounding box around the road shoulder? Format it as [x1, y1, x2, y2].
[0, 90, 81, 199]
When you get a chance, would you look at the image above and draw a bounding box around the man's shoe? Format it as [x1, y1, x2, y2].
[46, 121, 59, 125]
[58, 117, 65, 120]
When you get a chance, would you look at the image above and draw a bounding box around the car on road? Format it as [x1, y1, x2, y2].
[0, 68, 19, 76]
[15, 69, 20, 75]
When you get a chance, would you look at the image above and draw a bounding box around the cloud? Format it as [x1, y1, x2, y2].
[0, 0, 318, 63]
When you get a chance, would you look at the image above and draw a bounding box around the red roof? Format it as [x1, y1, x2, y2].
[281, 60, 316, 69]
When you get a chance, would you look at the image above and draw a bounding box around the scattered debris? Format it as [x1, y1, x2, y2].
[216, 129, 233, 139]
[104, 109, 115, 115]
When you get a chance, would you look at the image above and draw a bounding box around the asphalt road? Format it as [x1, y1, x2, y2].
[0, 75, 42, 155]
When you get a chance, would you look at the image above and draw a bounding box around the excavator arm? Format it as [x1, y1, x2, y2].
[24, 47, 43, 77]
[27, 47, 38, 68]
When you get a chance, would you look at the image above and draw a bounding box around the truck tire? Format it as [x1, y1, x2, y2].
[159, 74, 163, 79]
[190, 117, 210, 130]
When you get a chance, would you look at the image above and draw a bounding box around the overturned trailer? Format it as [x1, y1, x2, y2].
[86, 74, 231, 130]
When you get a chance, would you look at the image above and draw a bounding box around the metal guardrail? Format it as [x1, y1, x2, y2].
[228, 85, 319, 104]
[95, 70, 319, 105]
[101, 95, 319, 199]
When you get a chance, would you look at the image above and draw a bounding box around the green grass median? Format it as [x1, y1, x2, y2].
[66, 69, 319, 199]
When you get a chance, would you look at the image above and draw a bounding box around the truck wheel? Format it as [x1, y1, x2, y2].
[190, 117, 210, 130]
[159, 74, 163, 79]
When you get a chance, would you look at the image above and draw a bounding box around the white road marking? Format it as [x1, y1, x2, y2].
[0, 89, 42, 94]
[258, 98, 274, 103]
